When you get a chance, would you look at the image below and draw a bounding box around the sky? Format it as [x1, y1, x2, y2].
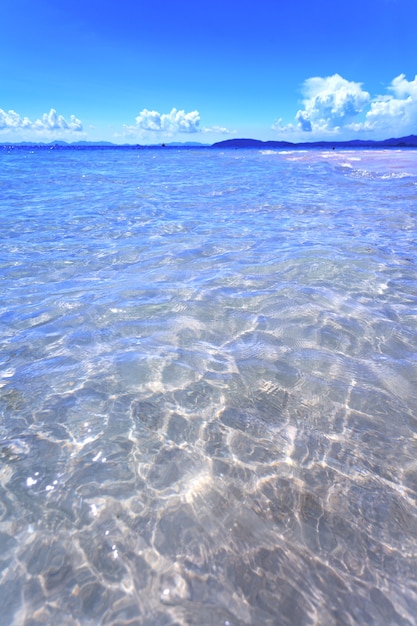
[1, 0, 417, 144]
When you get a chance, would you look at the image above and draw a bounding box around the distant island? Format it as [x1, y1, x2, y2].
[0, 140, 211, 149]
[212, 135, 417, 149]
[2, 135, 417, 149]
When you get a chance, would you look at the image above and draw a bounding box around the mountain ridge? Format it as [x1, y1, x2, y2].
[2, 135, 417, 149]
[212, 135, 417, 148]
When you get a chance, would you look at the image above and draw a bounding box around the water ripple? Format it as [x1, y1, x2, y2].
[1, 147, 417, 624]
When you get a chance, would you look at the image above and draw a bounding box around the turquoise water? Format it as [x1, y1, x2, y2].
[1, 146, 417, 625]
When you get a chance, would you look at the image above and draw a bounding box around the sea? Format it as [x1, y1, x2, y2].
[1, 145, 417, 626]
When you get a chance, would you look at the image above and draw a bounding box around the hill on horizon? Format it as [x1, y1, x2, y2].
[212, 135, 417, 149]
[2, 135, 417, 149]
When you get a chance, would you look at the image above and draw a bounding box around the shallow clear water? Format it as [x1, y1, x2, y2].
[1, 146, 417, 625]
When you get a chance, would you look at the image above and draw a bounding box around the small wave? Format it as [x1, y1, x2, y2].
[380, 172, 414, 180]
[349, 169, 415, 181]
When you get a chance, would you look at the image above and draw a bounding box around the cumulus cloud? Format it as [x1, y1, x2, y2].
[125, 107, 234, 139]
[36, 109, 83, 131]
[0, 109, 31, 129]
[276, 73, 417, 137]
[135, 108, 201, 133]
[0, 108, 83, 132]
[271, 117, 296, 133]
[294, 74, 370, 132]
[361, 74, 417, 132]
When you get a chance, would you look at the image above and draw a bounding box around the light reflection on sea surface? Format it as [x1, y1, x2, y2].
[1, 147, 417, 625]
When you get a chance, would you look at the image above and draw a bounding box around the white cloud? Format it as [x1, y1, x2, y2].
[135, 107, 201, 133]
[271, 117, 297, 134]
[36, 109, 83, 131]
[202, 125, 235, 135]
[275, 73, 417, 138]
[360, 74, 417, 132]
[123, 108, 234, 141]
[294, 74, 370, 133]
[0, 109, 32, 129]
[0, 108, 83, 132]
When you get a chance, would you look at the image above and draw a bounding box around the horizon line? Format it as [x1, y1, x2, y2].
[1, 133, 417, 149]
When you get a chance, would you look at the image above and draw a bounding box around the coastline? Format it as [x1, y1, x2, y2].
[2, 134, 417, 151]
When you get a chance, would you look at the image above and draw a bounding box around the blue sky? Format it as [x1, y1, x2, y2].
[1, 0, 417, 144]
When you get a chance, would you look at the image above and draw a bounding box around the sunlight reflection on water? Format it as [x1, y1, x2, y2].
[0, 147, 417, 624]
